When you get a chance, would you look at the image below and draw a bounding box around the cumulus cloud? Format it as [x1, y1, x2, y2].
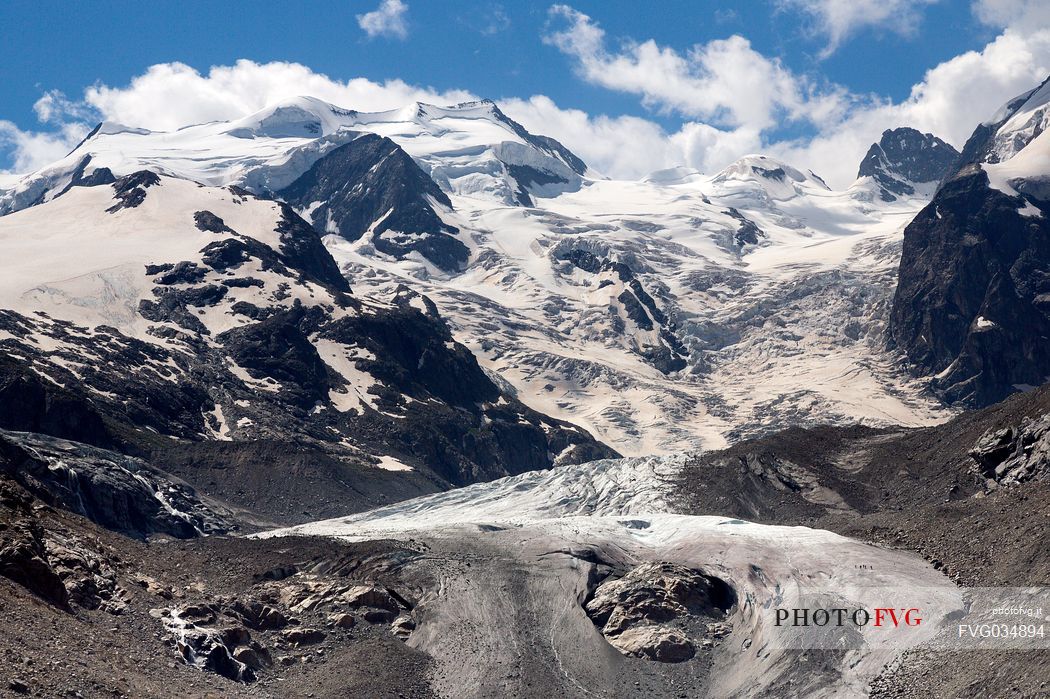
[82, 60, 476, 132]
[972, 0, 1050, 31]
[778, 0, 940, 57]
[0, 90, 94, 174]
[970, 0, 1050, 34]
[357, 0, 410, 40]
[0, 120, 87, 174]
[500, 95, 689, 177]
[33, 90, 97, 124]
[543, 4, 851, 130]
[499, 95, 764, 180]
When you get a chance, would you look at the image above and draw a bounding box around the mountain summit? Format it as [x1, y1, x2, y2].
[856, 127, 959, 201]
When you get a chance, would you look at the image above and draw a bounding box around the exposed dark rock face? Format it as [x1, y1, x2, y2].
[0, 354, 114, 449]
[505, 163, 569, 207]
[970, 412, 1050, 485]
[277, 133, 468, 272]
[857, 128, 959, 201]
[220, 307, 332, 410]
[726, 207, 763, 247]
[0, 482, 70, 609]
[888, 169, 1050, 406]
[153, 261, 208, 285]
[889, 79, 1050, 406]
[273, 204, 352, 293]
[58, 155, 117, 199]
[106, 170, 161, 212]
[325, 297, 498, 408]
[194, 210, 234, 234]
[0, 431, 230, 538]
[200, 237, 263, 272]
[555, 244, 687, 374]
[139, 288, 212, 334]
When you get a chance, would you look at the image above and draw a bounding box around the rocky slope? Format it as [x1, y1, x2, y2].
[890, 76, 1050, 407]
[0, 171, 613, 507]
[275, 132, 469, 272]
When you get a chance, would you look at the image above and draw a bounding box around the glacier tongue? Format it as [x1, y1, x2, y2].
[261, 455, 685, 536]
[261, 454, 961, 698]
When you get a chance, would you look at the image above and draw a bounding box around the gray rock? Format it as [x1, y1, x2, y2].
[330, 613, 356, 629]
[584, 562, 734, 663]
[970, 413, 1050, 485]
[281, 627, 326, 646]
[232, 644, 273, 671]
[585, 562, 733, 636]
[226, 599, 291, 631]
[344, 585, 400, 613]
[391, 614, 416, 638]
[363, 608, 397, 624]
[610, 626, 695, 662]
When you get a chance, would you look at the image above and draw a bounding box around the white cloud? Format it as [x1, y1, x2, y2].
[501, 95, 686, 177]
[500, 95, 764, 180]
[973, 0, 1050, 31]
[543, 4, 851, 131]
[82, 60, 476, 132]
[0, 120, 87, 174]
[33, 90, 97, 124]
[357, 0, 409, 40]
[778, 0, 940, 57]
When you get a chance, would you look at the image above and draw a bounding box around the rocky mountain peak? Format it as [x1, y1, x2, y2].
[857, 127, 959, 201]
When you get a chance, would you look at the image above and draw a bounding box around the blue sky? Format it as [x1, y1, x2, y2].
[1, 0, 1048, 186]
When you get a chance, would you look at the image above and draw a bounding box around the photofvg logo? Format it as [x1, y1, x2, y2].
[774, 607, 922, 628]
[762, 587, 1050, 651]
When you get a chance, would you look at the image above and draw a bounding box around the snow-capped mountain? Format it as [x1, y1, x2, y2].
[0, 95, 962, 456]
[0, 170, 613, 498]
[0, 97, 588, 274]
[891, 77, 1050, 406]
[856, 127, 959, 201]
